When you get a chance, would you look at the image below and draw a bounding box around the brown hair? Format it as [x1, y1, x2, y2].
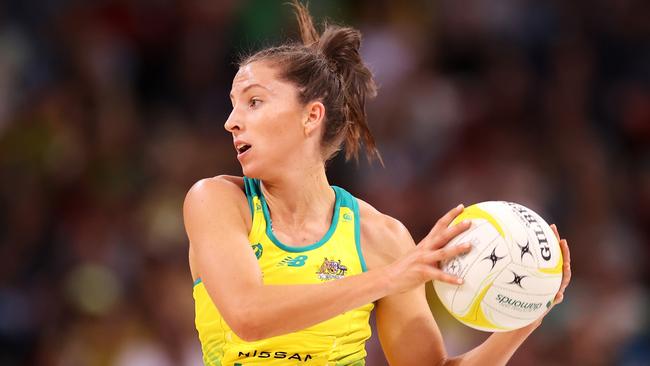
[240, 0, 382, 164]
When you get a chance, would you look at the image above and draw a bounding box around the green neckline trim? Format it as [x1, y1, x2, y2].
[244, 177, 254, 219]
[351, 195, 368, 272]
[259, 183, 342, 253]
[193, 277, 202, 287]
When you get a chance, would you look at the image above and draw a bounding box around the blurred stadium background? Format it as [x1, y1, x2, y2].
[0, 0, 648, 365]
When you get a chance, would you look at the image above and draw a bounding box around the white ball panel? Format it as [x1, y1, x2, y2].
[440, 220, 500, 278]
[451, 239, 509, 314]
[483, 284, 554, 324]
[492, 264, 562, 295]
[506, 202, 561, 271]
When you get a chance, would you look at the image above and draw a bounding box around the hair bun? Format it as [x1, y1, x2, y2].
[251, 0, 381, 163]
[318, 27, 363, 76]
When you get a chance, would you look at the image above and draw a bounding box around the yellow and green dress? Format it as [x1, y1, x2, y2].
[193, 177, 373, 365]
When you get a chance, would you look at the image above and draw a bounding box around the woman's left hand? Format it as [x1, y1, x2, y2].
[524, 224, 571, 330]
[549, 224, 571, 308]
[485, 226, 571, 360]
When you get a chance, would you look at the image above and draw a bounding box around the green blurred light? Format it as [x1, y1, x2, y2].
[65, 263, 123, 315]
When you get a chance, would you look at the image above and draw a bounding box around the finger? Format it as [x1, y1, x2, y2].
[425, 219, 472, 250]
[429, 220, 472, 250]
[550, 224, 561, 242]
[432, 269, 464, 285]
[559, 240, 571, 287]
[431, 204, 465, 233]
[560, 282, 570, 296]
[561, 265, 571, 283]
[432, 242, 472, 262]
[561, 260, 572, 289]
[559, 238, 571, 264]
[562, 263, 571, 283]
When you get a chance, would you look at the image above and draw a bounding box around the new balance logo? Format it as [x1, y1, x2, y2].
[277, 255, 308, 267]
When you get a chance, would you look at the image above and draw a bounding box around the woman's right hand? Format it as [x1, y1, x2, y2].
[386, 204, 472, 294]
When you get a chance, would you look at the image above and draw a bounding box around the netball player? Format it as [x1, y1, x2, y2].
[183, 2, 571, 365]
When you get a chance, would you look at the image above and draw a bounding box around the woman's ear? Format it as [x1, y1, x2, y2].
[303, 101, 325, 136]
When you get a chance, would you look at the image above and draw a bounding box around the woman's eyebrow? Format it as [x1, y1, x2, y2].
[229, 83, 270, 100]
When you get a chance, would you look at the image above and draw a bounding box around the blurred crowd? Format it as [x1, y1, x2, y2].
[0, 0, 648, 365]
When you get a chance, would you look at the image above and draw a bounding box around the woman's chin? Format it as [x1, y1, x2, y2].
[240, 164, 261, 179]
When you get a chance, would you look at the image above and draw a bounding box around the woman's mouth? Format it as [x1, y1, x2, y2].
[236, 143, 252, 156]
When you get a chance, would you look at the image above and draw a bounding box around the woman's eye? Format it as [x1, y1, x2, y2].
[249, 98, 262, 108]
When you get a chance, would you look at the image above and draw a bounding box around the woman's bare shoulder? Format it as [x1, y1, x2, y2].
[357, 199, 416, 269]
[190, 174, 245, 191]
[185, 175, 251, 280]
[186, 175, 245, 200]
[184, 175, 250, 224]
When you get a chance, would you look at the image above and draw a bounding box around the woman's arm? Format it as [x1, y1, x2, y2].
[368, 209, 572, 366]
[183, 176, 471, 342]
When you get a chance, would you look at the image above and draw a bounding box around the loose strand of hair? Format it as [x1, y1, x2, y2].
[288, 0, 319, 47]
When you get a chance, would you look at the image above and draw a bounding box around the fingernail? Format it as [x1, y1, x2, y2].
[462, 220, 471, 225]
[457, 278, 464, 284]
[457, 204, 464, 209]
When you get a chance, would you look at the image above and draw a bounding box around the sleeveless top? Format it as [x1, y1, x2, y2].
[192, 177, 374, 365]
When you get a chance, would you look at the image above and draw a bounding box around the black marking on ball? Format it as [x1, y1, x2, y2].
[482, 248, 506, 271]
[508, 271, 527, 288]
[517, 239, 533, 261]
[445, 258, 462, 276]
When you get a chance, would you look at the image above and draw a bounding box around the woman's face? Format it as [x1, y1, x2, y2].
[225, 61, 316, 179]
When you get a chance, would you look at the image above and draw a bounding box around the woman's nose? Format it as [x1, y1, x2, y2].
[224, 110, 241, 132]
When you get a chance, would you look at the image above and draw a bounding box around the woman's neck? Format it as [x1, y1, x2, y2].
[260, 164, 334, 235]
